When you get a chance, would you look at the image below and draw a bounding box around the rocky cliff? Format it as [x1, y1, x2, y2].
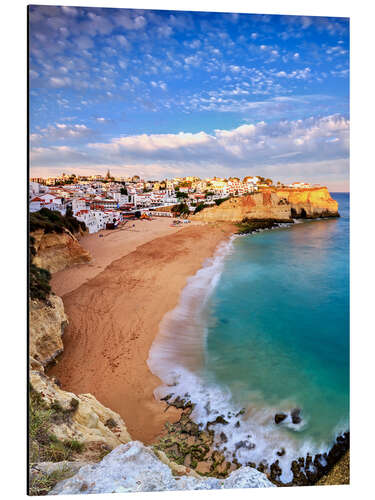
[274, 187, 339, 218]
[29, 293, 131, 465]
[31, 228, 91, 273]
[192, 187, 338, 223]
[49, 441, 275, 494]
[30, 370, 132, 459]
[29, 295, 68, 368]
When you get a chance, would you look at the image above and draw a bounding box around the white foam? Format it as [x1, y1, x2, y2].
[147, 233, 338, 483]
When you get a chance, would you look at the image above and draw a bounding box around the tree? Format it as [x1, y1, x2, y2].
[171, 203, 190, 216]
[179, 181, 191, 188]
[176, 191, 188, 199]
[194, 202, 207, 214]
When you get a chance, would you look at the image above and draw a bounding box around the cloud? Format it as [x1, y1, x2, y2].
[49, 76, 72, 88]
[115, 13, 147, 30]
[31, 123, 95, 144]
[61, 6, 79, 17]
[74, 36, 94, 50]
[31, 115, 349, 180]
[157, 25, 173, 37]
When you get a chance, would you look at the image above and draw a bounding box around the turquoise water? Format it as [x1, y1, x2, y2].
[205, 193, 349, 445]
[149, 193, 349, 481]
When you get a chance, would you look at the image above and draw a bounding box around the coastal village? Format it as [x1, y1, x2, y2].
[30, 171, 317, 234]
[28, 173, 345, 495]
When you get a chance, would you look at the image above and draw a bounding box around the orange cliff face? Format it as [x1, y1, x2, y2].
[31, 228, 91, 273]
[273, 187, 339, 218]
[191, 187, 339, 223]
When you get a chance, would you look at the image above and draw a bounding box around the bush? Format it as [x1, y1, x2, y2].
[29, 386, 84, 465]
[176, 191, 188, 199]
[30, 263, 51, 301]
[215, 197, 230, 206]
[30, 208, 86, 235]
[194, 202, 209, 214]
[29, 465, 76, 496]
[171, 203, 190, 215]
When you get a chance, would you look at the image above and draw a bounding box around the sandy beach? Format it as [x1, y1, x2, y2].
[51, 218, 204, 297]
[49, 219, 234, 443]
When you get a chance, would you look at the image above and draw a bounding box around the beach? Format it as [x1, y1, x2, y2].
[51, 218, 204, 297]
[49, 219, 235, 443]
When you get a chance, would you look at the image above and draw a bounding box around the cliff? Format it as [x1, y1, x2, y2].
[274, 187, 339, 218]
[192, 191, 292, 223]
[49, 441, 275, 494]
[191, 187, 339, 223]
[30, 370, 132, 460]
[29, 296, 133, 497]
[29, 295, 68, 368]
[31, 228, 91, 273]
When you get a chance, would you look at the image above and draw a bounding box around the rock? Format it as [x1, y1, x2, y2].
[30, 370, 131, 461]
[191, 188, 339, 223]
[31, 228, 91, 274]
[276, 448, 286, 457]
[274, 413, 287, 424]
[291, 408, 302, 424]
[29, 295, 68, 367]
[160, 393, 173, 402]
[207, 415, 229, 428]
[235, 440, 255, 451]
[220, 432, 228, 443]
[49, 441, 275, 494]
[270, 460, 282, 481]
[30, 461, 88, 478]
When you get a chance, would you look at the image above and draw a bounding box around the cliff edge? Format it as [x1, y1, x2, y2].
[31, 228, 91, 274]
[192, 187, 338, 223]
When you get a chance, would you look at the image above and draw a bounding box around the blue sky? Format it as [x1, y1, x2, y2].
[29, 6, 349, 190]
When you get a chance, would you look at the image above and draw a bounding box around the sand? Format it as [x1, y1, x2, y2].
[51, 218, 202, 297]
[49, 220, 234, 443]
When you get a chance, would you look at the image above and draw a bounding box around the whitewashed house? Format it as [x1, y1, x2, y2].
[72, 198, 88, 214]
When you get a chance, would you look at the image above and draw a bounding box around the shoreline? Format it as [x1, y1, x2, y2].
[147, 215, 349, 485]
[49, 221, 235, 443]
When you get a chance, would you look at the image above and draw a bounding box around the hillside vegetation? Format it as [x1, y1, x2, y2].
[30, 208, 86, 234]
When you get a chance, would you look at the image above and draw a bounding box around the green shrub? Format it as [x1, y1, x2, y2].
[194, 202, 209, 214]
[29, 263, 51, 301]
[29, 208, 86, 302]
[215, 197, 230, 206]
[29, 465, 76, 496]
[171, 203, 190, 215]
[29, 386, 85, 465]
[30, 208, 86, 234]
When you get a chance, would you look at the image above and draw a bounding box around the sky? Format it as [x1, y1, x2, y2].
[29, 6, 349, 190]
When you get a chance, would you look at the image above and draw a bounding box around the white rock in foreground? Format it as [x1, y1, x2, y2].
[50, 441, 275, 494]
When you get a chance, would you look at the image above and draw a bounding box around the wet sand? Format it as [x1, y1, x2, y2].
[50, 222, 234, 443]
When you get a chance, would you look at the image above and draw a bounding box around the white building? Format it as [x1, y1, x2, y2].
[72, 198, 87, 214]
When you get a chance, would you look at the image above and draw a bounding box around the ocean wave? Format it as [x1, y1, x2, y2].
[147, 232, 345, 483]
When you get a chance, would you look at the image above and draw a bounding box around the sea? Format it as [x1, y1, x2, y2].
[148, 192, 349, 483]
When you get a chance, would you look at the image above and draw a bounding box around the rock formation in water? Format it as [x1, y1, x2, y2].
[192, 187, 339, 223]
[31, 228, 91, 273]
[277, 187, 339, 218]
[49, 441, 276, 494]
